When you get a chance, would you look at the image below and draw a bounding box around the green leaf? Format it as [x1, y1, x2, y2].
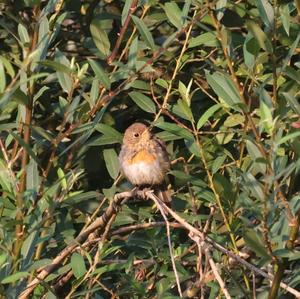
[88, 59, 111, 90]
[178, 80, 191, 106]
[13, 88, 29, 106]
[0, 254, 7, 267]
[156, 131, 182, 142]
[282, 32, 300, 70]
[18, 23, 30, 44]
[0, 55, 15, 79]
[10, 131, 39, 163]
[122, 0, 134, 25]
[189, 32, 218, 48]
[0, 59, 6, 93]
[284, 65, 300, 85]
[182, 0, 191, 24]
[32, 15, 50, 71]
[173, 99, 193, 121]
[128, 37, 138, 70]
[21, 231, 38, 268]
[71, 253, 87, 279]
[246, 140, 266, 174]
[129, 91, 156, 113]
[277, 132, 300, 146]
[1, 272, 29, 284]
[103, 149, 120, 179]
[259, 88, 273, 134]
[33, 86, 49, 103]
[280, 4, 290, 36]
[256, 0, 274, 29]
[212, 155, 226, 174]
[26, 158, 40, 194]
[243, 172, 264, 200]
[155, 121, 194, 141]
[197, 104, 221, 129]
[216, 131, 235, 145]
[88, 135, 120, 146]
[57, 168, 67, 190]
[55, 50, 72, 93]
[131, 15, 155, 50]
[103, 185, 116, 199]
[155, 78, 168, 89]
[282, 92, 300, 115]
[62, 191, 102, 206]
[205, 71, 242, 110]
[90, 19, 111, 56]
[95, 124, 123, 142]
[223, 114, 245, 127]
[164, 2, 183, 29]
[38, 60, 72, 73]
[246, 20, 273, 53]
[243, 34, 257, 69]
[244, 229, 270, 259]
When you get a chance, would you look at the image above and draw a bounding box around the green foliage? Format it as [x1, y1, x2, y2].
[0, 0, 300, 298]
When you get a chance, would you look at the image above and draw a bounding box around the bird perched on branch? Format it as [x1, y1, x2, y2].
[119, 122, 171, 203]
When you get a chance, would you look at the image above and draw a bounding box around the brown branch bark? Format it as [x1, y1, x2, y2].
[20, 190, 300, 298]
[13, 5, 40, 264]
[107, 0, 139, 64]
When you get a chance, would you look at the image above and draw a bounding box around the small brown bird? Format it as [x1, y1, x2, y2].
[119, 122, 171, 203]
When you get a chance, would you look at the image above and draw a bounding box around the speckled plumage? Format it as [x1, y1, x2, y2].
[119, 123, 171, 202]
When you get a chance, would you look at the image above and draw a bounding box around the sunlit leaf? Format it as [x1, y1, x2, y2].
[90, 19, 111, 56]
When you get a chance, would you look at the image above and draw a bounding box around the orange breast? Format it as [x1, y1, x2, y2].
[130, 149, 156, 164]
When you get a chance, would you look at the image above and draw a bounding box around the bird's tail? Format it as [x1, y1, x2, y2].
[155, 183, 172, 204]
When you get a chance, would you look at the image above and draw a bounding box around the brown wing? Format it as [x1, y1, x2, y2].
[153, 136, 170, 173]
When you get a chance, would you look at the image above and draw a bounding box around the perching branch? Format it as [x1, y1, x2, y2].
[19, 190, 300, 299]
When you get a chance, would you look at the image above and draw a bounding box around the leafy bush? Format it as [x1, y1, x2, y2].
[0, 0, 300, 298]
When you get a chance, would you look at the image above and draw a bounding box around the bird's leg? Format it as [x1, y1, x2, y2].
[137, 184, 153, 200]
[132, 186, 139, 198]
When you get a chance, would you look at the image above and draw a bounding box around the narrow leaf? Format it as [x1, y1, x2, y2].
[1, 272, 29, 284]
[38, 60, 72, 73]
[129, 91, 156, 113]
[155, 121, 194, 141]
[71, 253, 86, 279]
[164, 2, 183, 29]
[0, 59, 6, 93]
[256, 0, 274, 29]
[246, 20, 273, 53]
[55, 50, 72, 93]
[131, 15, 155, 49]
[205, 71, 242, 109]
[90, 19, 111, 56]
[197, 104, 221, 129]
[88, 59, 111, 90]
[103, 149, 120, 179]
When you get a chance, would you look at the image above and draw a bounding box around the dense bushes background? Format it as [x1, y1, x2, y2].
[0, 0, 300, 298]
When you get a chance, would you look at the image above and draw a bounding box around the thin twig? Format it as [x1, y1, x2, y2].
[107, 0, 139, 64]
[151, 193, 183, 297]
[145, 191, 300, 298]
[19, 190, 300, 298]
[19, 192, 132, 299]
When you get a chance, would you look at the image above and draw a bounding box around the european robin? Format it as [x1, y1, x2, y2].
[119, 123, 171, 203]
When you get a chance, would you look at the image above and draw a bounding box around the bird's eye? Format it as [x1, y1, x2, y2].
[134, 133, 140, 138]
